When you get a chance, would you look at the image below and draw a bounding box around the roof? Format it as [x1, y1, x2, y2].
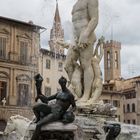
[124, 75, 140, 81]
[0, 16, 45, 29]
[54, 1, 61, 23]
[122, 87, 135, 93]
[102, 90, 122, 95]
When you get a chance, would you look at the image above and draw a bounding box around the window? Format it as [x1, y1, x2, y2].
[46, 59, 51, 69]
[107, 51, 111, 69]
[0, 81, 7, 104]
[125, 92, 136, 99]
[58, 62, 63, 71]
[110, 86, 113, 91]
[20, 41, 28, 64]
[115, 51, 118, 69]
[18, 84, 29, 106]
[132, 119, 136, 125]
[113, 100, 120, 107]
[45, 87, 51, 96]
[127, 104, 130, 112]
[123, 105, 125, 113]
[132, 92, 136, 98]
[104, 86, 108, 90]
[125, 93, 131, 99]
[127, 120, 130, 124]
[0, 37, 6, 59]
[132, 103, 135, 112]
[103, 100, 109, 104]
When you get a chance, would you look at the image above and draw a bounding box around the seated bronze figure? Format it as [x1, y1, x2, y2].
[31, 75, 76, 140]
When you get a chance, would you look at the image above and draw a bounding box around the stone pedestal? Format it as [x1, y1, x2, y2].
[74, 115, 107, 140]
[73, 105, 117, 140]
[23, 122, 83, 140]
[23, 104, 116, 140]
[0, 132, 17, 140]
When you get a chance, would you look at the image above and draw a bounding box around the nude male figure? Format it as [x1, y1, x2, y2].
[58, 36, 104, 103]
[65, 0, 99, 102]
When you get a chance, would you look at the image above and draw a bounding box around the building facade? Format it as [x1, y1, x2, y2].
[0, 16, 43, 130]
[39, 49, 67, 96]
[100, 40, 123, 121]
[100, 40, 140, 125]
[104, 40, 121, 82]
[39, 1, 67, 96]
[122, 77, 140, 125]
[48, 1, 64, 54]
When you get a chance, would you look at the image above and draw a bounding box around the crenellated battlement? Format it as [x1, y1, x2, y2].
[104, 40, 121, 49]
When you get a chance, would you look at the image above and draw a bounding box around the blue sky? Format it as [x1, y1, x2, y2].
[0, 0, 140, 78]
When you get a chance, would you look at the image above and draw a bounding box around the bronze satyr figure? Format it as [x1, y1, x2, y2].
[31, 76, 76, 140]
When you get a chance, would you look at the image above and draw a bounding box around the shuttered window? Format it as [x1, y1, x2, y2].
[0, 37, 6, 59]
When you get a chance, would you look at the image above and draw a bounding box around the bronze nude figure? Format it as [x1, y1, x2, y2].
[31, 75, 76, 140]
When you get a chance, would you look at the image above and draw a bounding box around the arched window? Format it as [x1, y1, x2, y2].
[107, 51, 111, 69]
[132, 103, 135, 112]
[127, 104, 130, 112]
[0, 37, 7, 59]
[0, 81, 7, 104]
[115, 51, 118, 68]
[123, 105, 125, 113]
[16, 74, 31, 106]
[18, 84, 29, 106]
[0, 72, 9, 105]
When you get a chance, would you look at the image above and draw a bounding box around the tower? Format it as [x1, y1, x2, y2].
[104, 40, 121, 82]
[49, 1, 64, 54]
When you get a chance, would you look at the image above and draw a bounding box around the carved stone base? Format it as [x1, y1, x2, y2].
[74, 115, 106, 140]
[39, 131, 74, 140]
[76, 103, 117, 117]
[23, 122, 83, 140]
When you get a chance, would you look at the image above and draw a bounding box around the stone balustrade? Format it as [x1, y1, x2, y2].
[0, 105, 33, 121]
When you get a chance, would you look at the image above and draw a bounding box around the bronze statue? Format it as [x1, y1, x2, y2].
[34, 74, 43, 102]
[103, 122, 121, 140]
[31, 75, 76, 140]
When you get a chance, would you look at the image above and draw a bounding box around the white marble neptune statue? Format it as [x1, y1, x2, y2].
[57, 0, 104, 106]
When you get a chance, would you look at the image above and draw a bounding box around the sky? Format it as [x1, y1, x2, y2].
[0, 0, 140, 79]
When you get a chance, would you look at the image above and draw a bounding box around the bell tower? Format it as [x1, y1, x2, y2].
[49, 0, 64, 54]
[104, 40, 121, 82]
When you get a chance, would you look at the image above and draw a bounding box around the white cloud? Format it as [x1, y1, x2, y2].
[121, 45, 140, 78]
[0, 0, 139, 78]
